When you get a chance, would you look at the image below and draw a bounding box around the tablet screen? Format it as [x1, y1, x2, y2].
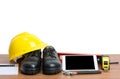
[66, 56, 95, 70]
[62, 55, 98, 71]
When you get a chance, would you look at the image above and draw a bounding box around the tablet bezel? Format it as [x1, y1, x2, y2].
[62, 55, 99, 71]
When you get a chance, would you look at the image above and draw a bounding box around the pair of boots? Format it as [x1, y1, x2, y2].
[18, 46, 61, 75]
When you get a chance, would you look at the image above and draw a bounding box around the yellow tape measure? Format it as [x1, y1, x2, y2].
[102, 55, 110, 71]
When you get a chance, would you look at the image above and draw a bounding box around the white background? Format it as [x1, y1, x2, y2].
[0, 0, 120, 54]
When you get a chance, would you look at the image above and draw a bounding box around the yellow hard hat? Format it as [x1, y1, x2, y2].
[9, 32, 47, 61]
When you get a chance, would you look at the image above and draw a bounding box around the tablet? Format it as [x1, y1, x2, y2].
[62, 55, 99, 71]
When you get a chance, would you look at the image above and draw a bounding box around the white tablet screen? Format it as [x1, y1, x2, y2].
[62, 55, 98, 71]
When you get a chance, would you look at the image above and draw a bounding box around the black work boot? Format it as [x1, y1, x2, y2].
[19, 49, 41, 75]
[42, 46, 62, 74]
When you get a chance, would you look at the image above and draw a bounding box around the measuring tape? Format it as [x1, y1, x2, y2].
[102, 55, 110, 71]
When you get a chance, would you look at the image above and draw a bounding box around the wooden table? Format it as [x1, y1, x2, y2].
[0, 54, 120, 79]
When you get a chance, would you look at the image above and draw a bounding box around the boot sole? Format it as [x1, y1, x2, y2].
[43, 67, 61, 75]
[21, 68, 40, 75]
